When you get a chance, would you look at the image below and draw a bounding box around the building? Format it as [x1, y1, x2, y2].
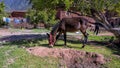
[10, 10, 26, 18]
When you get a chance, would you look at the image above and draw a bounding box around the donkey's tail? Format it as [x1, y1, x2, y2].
[94, 23, 99, 35]
[93, 22, 104, 35]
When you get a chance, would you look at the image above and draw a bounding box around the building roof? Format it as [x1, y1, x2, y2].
[11, 11, 26, 17]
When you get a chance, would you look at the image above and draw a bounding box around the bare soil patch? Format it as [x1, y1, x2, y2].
[97, 32, 114, 36]
[27, 47, 107, 68]
[0, 29, 38, 36]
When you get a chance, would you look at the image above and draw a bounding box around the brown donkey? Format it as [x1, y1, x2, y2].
[47, 17, 99, 48]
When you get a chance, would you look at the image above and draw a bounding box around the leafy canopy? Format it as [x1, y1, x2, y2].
[0, 2, 7, 26]
[31, 0, 120, 14]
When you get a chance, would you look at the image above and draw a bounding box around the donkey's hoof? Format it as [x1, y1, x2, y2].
[49, 46, 53, 48]
[81, 46, 85, 48]
[64, 45, 68, 48]
[49, 45, 53, 48]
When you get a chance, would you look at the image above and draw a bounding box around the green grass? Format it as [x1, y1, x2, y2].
[4, 28, 50, 33]
[1, 35, 120, 68]
[0, 46, 59, 68]
[88, 35, 114, 41]
[31, 28, 49, 33]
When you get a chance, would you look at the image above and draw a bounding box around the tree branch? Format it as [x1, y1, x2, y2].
[67, 10, 81, 16]
[98, 12, 112, 28]
[90, 8, 112, 28]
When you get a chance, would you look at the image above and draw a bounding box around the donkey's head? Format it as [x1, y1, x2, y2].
[47, 33, 56, 47]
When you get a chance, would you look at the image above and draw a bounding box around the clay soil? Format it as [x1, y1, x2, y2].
[27, 47, 106, 68]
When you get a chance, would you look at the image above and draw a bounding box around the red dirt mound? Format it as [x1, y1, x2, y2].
[26, 47, 106, 68]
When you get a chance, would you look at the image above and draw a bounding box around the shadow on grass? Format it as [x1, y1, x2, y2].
[106, 44, 120, 56]
[0, 34, 47, 42]
[0, 34, 50, 47]
[59, 37, 120, 56]
[1, 34, 120, 56]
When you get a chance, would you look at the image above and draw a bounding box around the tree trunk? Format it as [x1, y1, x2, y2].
[92, 11, 120, 46]
[111, 28, 120, 45]
[115, 35, 120, 47]
[33, 24, 37, 28]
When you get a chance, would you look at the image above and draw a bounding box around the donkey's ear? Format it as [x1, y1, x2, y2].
[46, 33, 50, 37]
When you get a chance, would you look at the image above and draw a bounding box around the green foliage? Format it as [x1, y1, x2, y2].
[0, 46, 59, 68]
[28, 0, 74, 26]
[31, 0, 56, 10]
[0, 2, 5, 13]
[114, 2, 120, 16]
[26, 9, 58, 28]
[31, 0, 72, 10]
[71, 0, 118, 15]
[26, 10, 40, 26]
[30, 0, 120, 17]
[28, 0, 120, 24]
[38, 10, 58, 25]
[0, 2, 7, 26]
[62, 0, 73, 10]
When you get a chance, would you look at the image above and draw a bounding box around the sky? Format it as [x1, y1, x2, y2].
[0, 0, 32, 12]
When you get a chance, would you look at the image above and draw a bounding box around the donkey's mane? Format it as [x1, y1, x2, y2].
[51, 21, 60, 35]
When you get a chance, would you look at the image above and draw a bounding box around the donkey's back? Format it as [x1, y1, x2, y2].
[58, 17, 84, 32]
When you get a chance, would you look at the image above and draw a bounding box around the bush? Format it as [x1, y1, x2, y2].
[26, 9, 58, 28]
[0, 2, 8, 27]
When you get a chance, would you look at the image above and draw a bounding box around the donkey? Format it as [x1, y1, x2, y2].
[47, 17, 99, 48]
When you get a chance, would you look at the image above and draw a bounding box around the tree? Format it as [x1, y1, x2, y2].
[30, 0, 73, 10]
[29, 0, 75, 28]
[26, 9, 39, 28]
[30, 0, 120, 45]
[0, 2, 7, 26]
[26, 9, 58, 28]
[71, 0, 120, 45]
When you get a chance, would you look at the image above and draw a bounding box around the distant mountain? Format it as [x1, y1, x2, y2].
[0, 0, 32, 12]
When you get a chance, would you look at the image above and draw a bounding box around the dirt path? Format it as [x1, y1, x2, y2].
[0, 29, 41, 36]
[0, 29, 46, 42]
[97, 32, 113, 36]
[0, 28, 114, 36]
[0, 29, 113, 43]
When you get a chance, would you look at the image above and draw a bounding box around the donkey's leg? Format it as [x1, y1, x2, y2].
[54, 32, 61, 45]
[82, 32, 89, 48]
[80, 29, 89, 48]
[63, 32, 67, 47]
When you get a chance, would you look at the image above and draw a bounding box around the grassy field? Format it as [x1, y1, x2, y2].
[0, 30, 120, 68]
